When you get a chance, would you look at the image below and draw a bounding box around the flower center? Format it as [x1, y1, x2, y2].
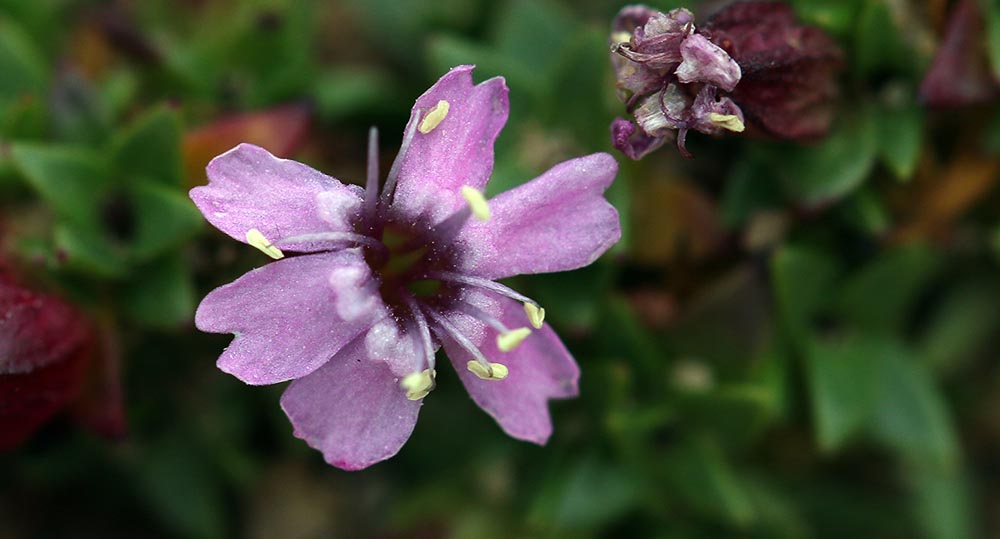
[362, 219, 460, 317]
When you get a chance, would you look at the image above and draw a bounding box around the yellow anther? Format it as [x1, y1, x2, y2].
[497, 327, 532, 352]
[612, 31, 632, 46]
[467, 361, 509, 381]
[707, 113, 745, 132]
[245, 228, 284, 259]
[461, 186, 490, 221]
[400, 369, 436, 400]
[524, 303, 545, 329]
[418, 100, 450, 134]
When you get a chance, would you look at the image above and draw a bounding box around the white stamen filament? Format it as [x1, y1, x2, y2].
[381, 109, 421, 207]
[274, 232, 386, 254]
[425, 271, 540, 308]
[403, 294, 437, 372]
[424, 307, 497, 378]
[246, 228, 284, 259]
[456, 301, 509, 333]
[456, 301, 531, 352]
[363, 127, 380, 221]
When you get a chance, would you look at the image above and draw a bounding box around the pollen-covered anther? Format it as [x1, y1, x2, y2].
[611, 31, 632, 46]
[400, 369, 436, 400]
[497, 327, 532, 352]
[418, 100, 450, 134]
[245, 228, 284, 259]
[461, 186, 491, 221]
[467, 361, 509, 381]
[524, 302, 545, 329]
[707, 113, 745, 133]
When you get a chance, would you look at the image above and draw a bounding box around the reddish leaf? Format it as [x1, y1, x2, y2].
[701, 1, 844, 139]
[919, 0, 999, 107]
[183, 104, 312, 187]
[0, 273, 93, 450]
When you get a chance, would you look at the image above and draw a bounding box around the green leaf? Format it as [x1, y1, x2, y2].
[909, 463, 973, 539]
[664, 437, 756, 526]
[120, 254, 195, 328]
[805, 335, 881, 452]
[312, 67, 397, 121]
[854, 0, 915, 76]
[54, 224, 128, 279]
[529, 455, 640, 532]
[919, 281, 1000, 372]
[427, 35, 532, 97]
[493, 0, 573, 89]
[528, 262, 614, 332]
[49, 72, 113, 146]
[111, 106, 183, 186]
[837, 244, 940, 332]
[720, 152, 784, 228]
[875, 98, 924, 180]
[129, 181, 203, 262]
[136, 435, 226, 539]
[10, 143, 110, 227]
[838, 187, 890, 236]
[780, 111, 877, 205]
[0, 16, 47, 103]
[871, 341, 959, 468]
[788, 0, 863, 37]
[986, 0, 1000, 79]
[679, 384, 777, 448]
[771, 246, 840, 345]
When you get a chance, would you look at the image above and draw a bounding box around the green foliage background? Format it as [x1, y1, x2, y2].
[2, 0, 1000, 538]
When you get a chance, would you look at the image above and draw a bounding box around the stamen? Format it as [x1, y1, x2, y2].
[274, 232, 387, 256]
[456, 301, 508, 333]
[246, 228, 284, 259]
[423, 307, 495, 377]
[496, 327, 531, 352]
[425, 271, 540, 307]
[708, 113, 745, 132]
[400, 369, 436, 400]
[460, 186, 490, 221]
[381, 109, 421, 206]
[524, 302, 545, 329]
[403, 294, 437, 372]
[363, 127, 380, 222]
[467, 361, 509, 381]
[456, 301, 532, 352]
[418, 100, 450, 134]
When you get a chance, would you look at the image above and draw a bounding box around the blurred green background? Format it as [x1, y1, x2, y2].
[2, 0, 1000, 537]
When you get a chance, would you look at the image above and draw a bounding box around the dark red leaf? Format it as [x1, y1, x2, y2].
[0, 273, 93, 450]
[701, 1, 844, 139]
[919, 0, 999, 107]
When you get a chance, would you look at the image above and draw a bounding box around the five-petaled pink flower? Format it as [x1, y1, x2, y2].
[190, 65, 621, 470]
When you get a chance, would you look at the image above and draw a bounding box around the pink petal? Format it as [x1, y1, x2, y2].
[280, 343, 421, 471]
[456, 153, 621, 279]
[191, 143, 364, 252]
[195, 251, 388, 385]
[441, 294, 580, 444]
[390, 65, 509, 224]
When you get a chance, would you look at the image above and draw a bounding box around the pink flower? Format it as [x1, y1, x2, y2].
[610, 2, 842, 158]
[190, 66, 621, 470]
